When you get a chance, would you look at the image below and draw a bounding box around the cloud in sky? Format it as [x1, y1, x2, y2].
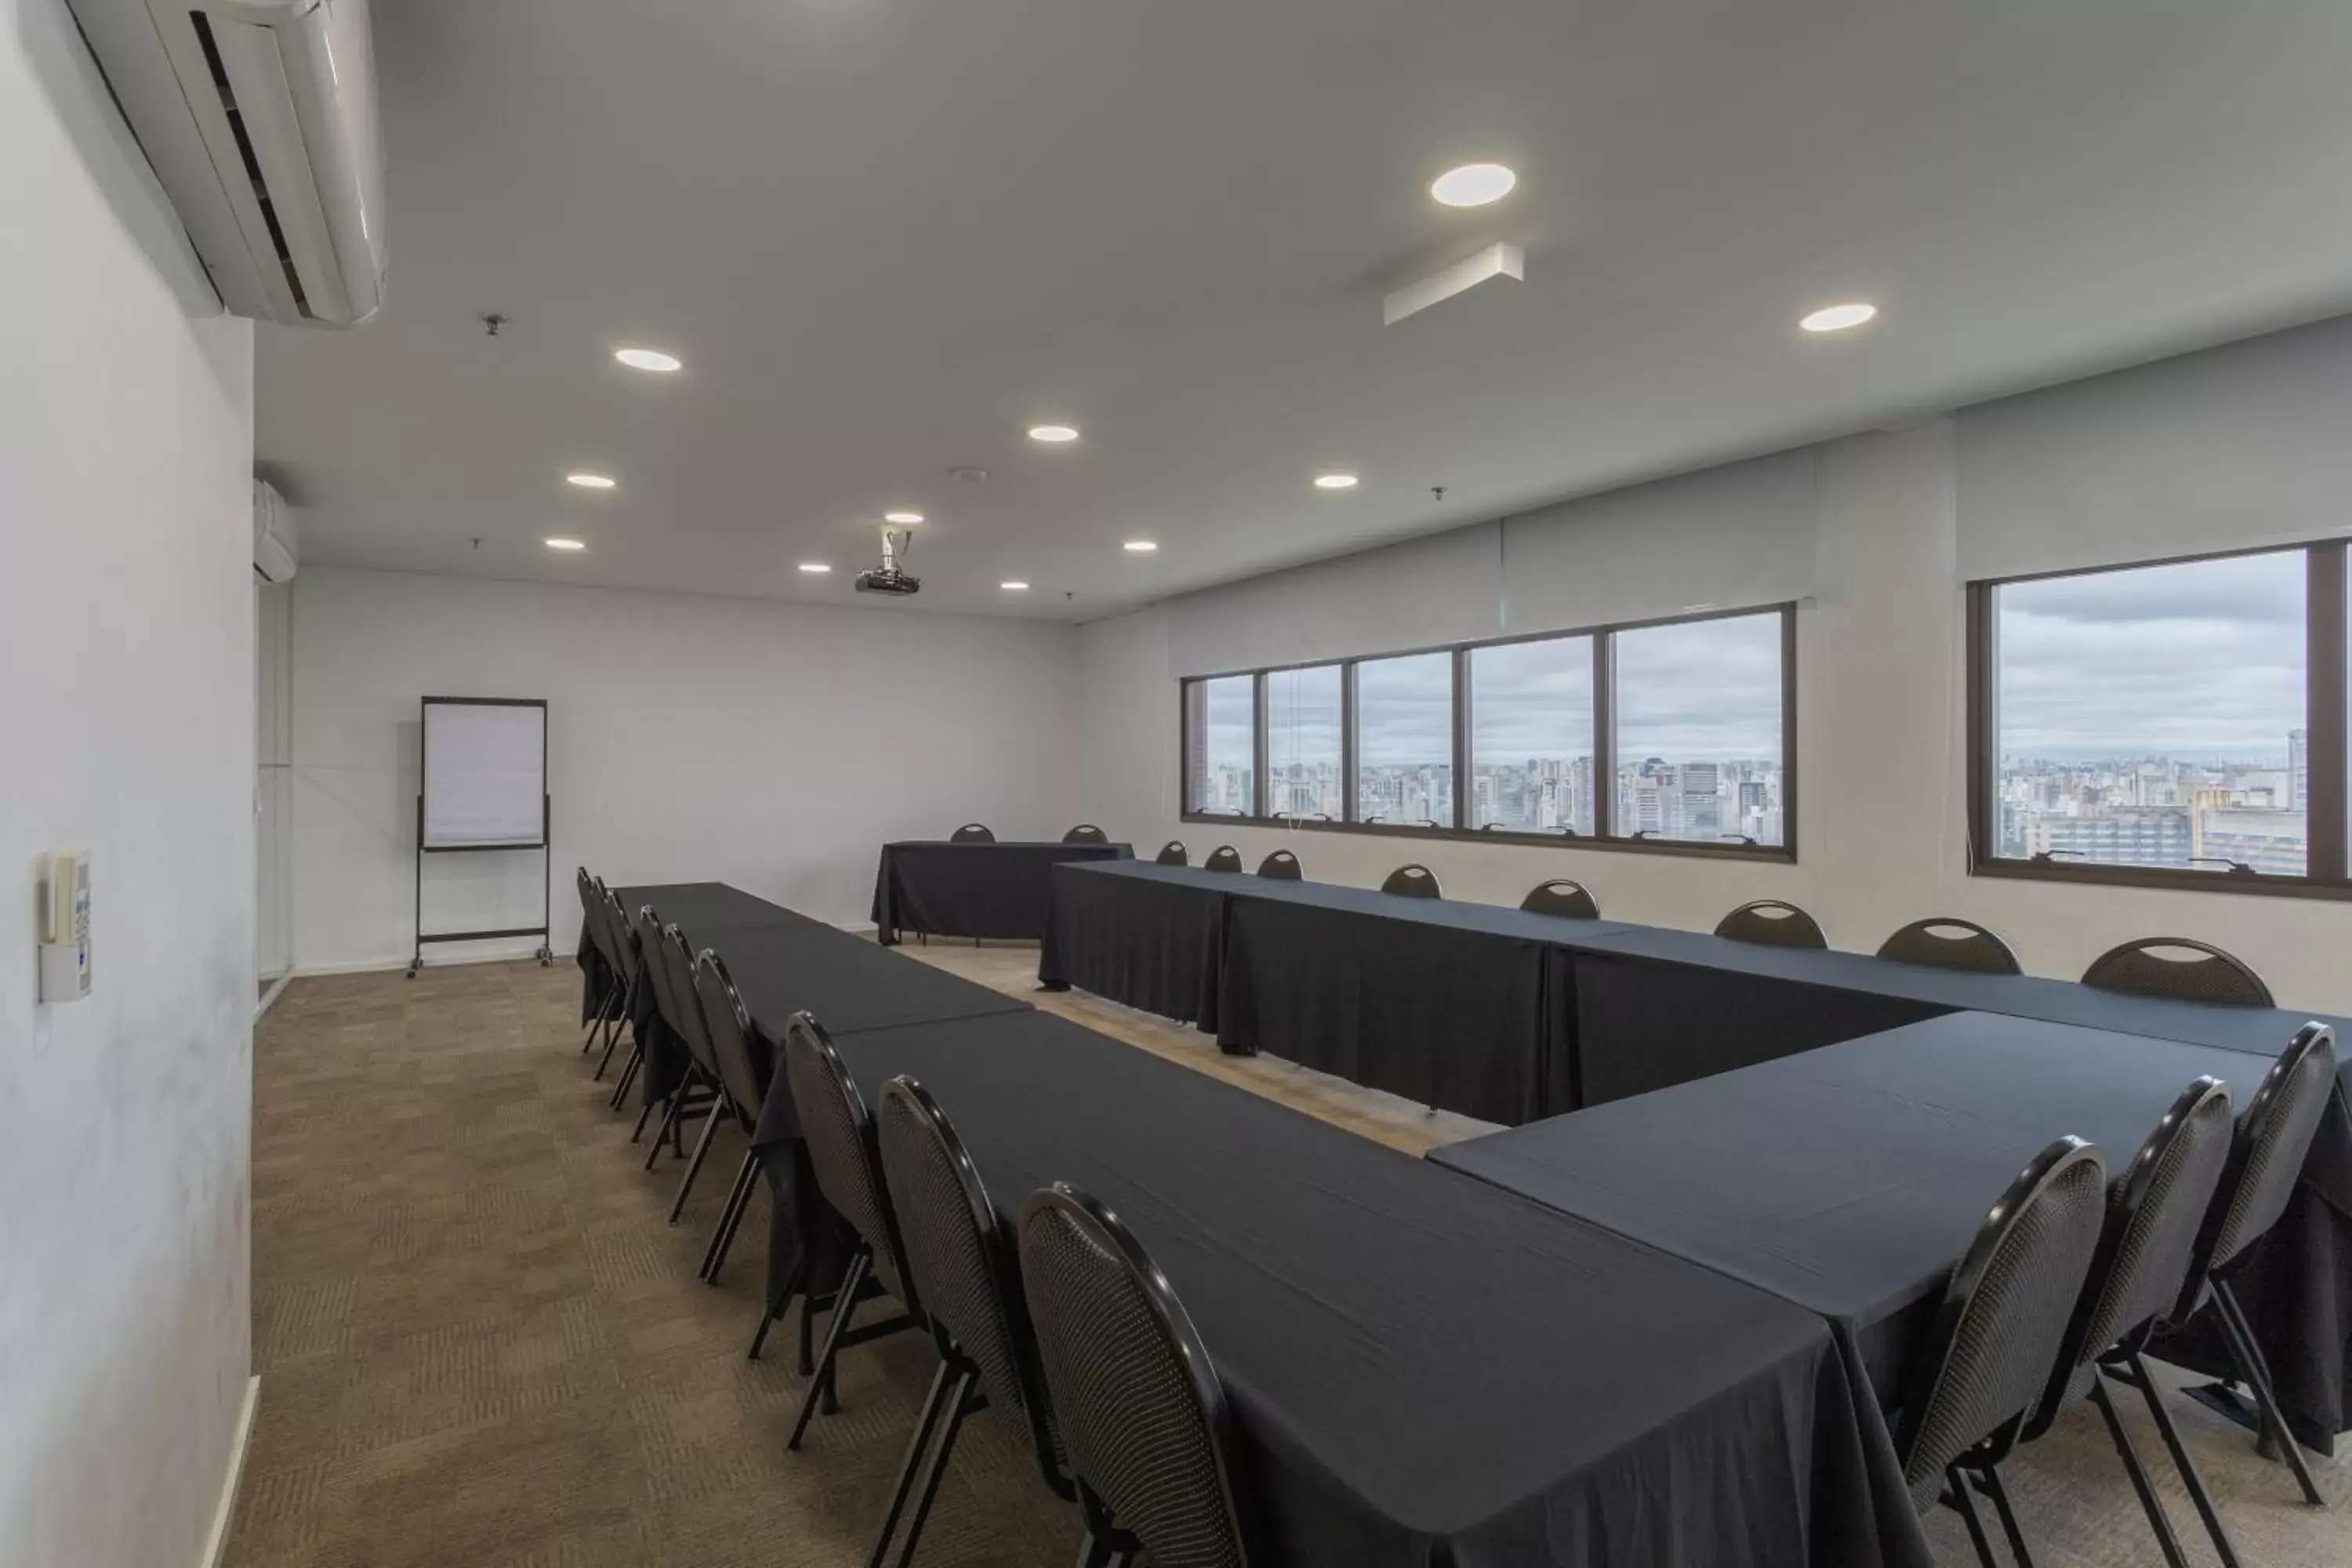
[1998, 551, 2303, 760]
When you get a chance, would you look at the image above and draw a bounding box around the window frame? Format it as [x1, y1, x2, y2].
[1965, 539, 2350, 902]
[1175, 601, 1798, 863]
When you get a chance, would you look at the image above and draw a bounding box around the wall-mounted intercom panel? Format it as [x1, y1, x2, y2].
[38, 851, 92, 1004]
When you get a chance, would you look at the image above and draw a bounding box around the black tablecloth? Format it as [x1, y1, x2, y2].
[871, 841, 1132, 945]
[1435, 1011, 2352, 1451]
[750, 1007, 1929, 1568]
[1038, 860, 1233, 1026]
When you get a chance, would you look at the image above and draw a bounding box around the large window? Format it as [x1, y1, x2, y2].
[1178, 602, 1796, 859]
[1470, 636, 1595, 834]
[1613, 612, 1787, 846]
[1974, 544, 2344, 895]
[1353, 652, 1454, 826]
[1184, 673, 1255, 815]
[1266, 665, 1343, 819]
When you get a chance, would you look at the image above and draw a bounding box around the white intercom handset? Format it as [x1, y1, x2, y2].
[38, 850, 92, 1003]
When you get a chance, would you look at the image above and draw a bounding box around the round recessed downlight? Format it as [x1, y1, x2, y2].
[1799, 302, 1878, 333]
[797, 561, 831, 574]
[565, 472, 617, 489]
[1001, 579, 1030, 591]
[1028, 424, 1080, 444]
[1314, 473, 1360, 490]
[614, 347, 682, 372]
[1123, 539, 1157, 554]
[545, 537, 586, 551]
[884, 510, 925, 524]
[1431, 162, 1517, 208]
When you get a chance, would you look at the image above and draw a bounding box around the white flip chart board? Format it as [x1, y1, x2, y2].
[422, 699, 547, 848]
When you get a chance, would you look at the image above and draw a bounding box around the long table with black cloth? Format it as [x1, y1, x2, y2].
[870, 840, 1132, 946]
[1034, 857, 2352, 1447]
[607, 880, 1933, 1566]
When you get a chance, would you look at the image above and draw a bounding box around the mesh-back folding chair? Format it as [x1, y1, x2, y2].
[1254, 851, 1301, 880]
[2024, 1079, 2234, 1568]
[688, 950, 774, 1286]
[869, 1079, 1074, 1567]
[1203, 846, 1243, 873]
[781, 1012, 920, 1449]
[1714, 899, 1827, 949]
[1380, 864, 1439, 898]
[1520, 880, 1599, 920]
[1892, 1137, 2107, 1568]
[1020, 1183, 1252, 1568]
[2081, 938, 2274, 1008]
[1155, 841, 1189, 867]
[1877, 918, 2022, 976]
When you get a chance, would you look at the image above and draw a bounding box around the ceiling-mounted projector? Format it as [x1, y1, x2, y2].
[854, 523, 920, 597]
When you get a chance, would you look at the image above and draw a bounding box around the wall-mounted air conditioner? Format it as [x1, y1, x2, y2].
[67, 0, 387, 327]
[253, 479, 298, 582]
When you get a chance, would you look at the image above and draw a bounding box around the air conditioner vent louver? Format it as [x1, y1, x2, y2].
[188, 11, 309, 316]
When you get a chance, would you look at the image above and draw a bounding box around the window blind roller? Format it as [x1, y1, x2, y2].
[1956, 315, 2352, 583]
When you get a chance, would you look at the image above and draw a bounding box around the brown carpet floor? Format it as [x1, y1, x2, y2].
[227, 949, 2347, 1568]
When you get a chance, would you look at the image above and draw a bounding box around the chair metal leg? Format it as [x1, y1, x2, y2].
[668, 1096, 725, 1224]
[592, 978, 635, 1079]
[788, 1249, 869, 1450]
[699, 1152, 758, 1283]
[1976, 1463, 2038, 1568]
[611, 1042, 644, 1112]
[866, 1359, 958, 1568]
[748, 1256, 804, 1362]
[644, 1094, 684, 1171]
[583, 985, 615, 1052]
[2122, 1349, 2244, 1568]
[2213, 1280, 2326, 1505]
[2089, 1372, 2191, 1568]
[1945, 1468, 2003, 1568]
[887, 1368, 978, 1568]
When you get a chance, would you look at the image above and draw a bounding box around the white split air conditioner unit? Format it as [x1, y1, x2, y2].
[252, 478, 298, 581]
[67, 0, 387, 326]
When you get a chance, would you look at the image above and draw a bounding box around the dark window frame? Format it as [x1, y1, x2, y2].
[1175, 601, 1798, 863]
[1965, 539, 2349, 902]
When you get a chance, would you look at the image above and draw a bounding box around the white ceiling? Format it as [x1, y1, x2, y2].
[258, 0, 2352, 622]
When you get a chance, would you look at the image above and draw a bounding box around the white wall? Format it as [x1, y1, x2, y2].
[1080, 358, 2352, 1013]
[1, 2, 258, 1565]
[290, 568, 1082, 969]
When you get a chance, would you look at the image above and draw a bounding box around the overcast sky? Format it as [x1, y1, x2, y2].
[1998, 551, 2303, 762]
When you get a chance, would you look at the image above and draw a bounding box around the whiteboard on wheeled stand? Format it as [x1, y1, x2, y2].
[422, 699, 547, 848]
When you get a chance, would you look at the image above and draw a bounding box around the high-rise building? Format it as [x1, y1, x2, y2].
[2290, 728, 2309, 811]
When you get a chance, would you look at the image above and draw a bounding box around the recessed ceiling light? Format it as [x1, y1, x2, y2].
[614, 347, 682, 372]
[797, 561, 831, 574]
[1430, 162, 1517, 208]
[1028, 424, 1080, 444]
[565, 472, 617, 489]
[1123, 539, 1157, 554]
[544, 537, 586, 552]
[1799, 302, 1878, 334]
[1000, 579, 1030, 591]
[1313, 473, 1360, 490]
[884, 510, 925, 524]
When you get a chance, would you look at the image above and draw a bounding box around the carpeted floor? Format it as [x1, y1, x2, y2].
[226, 946, 2347, 1567]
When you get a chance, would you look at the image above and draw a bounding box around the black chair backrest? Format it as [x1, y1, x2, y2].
[1520, 879, 1599, 920]
[692, 950, 770, 1130]
[2032, 1078, 2234, 1435]
[601, 887, 638, 981]
[2081, 938, 2274, 1008]
[1255, 850, 1301, 880]
[1892, 1136, 2107, 1508]
[1063, 824, 1110, 844]
[782, 1012, 912, 1307]
[951, 823, 996, 844]
[1018, 1184, 1250, 1567]
[876, 1079, 1069, 1496]
[1876, 918, 2021, 976]
[2191, 1023, 2338, 1288]
[580, 875, 617, 969]
[634, 906, 678, 1031]
[1156, 840, 1189, 867]
[1203, 846, 1243, 873]
[1714, 899, 1826, 949]
[662, 924, 720, 1080]
[1381, 864, 1439, 898]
